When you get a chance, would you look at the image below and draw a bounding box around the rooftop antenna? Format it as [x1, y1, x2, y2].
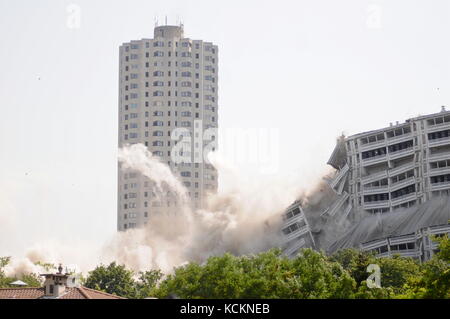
[154, 16, 158, 27]
[165, 15, 168, 25]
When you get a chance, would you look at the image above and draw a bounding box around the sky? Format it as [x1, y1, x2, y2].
[0, 0, 449, 256]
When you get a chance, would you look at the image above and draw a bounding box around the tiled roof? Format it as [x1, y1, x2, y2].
[0, 287, 125, 299]
[0, 288, 44, 299]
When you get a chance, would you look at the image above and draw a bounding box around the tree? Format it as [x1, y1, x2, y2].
[401, 235, 450, 299]
[154, 249, 358, 299]
[330, 248, 421, 296]
[136, 269, 163, 298]
[84, 262, 138, 298]
[0, 256, 42, 288]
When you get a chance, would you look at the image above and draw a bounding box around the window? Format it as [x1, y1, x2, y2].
[181, 72, 191, 77]
[181, 52, 192, 57]
[181, 171, 191, 177]
[153, 71, 164, 77]
[153, 91, 164, 97]
[153, 41, 164, 47]
[153, 141, 164, 146]
[154, 51, 164, 57]
[153, 131, 163, 136]
[181, 91, 192, 97]
[153, 121, 164, 126]
[181, 111, 191, 117]
[153, 81, 164, 87]
[152, 101, 164, 107]
[153, 111, 163, 116]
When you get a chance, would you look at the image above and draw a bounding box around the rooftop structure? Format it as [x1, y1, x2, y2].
[0, 265, 125, 299]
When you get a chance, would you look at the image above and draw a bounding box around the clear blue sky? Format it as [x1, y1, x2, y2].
[0, 0, 449, 256]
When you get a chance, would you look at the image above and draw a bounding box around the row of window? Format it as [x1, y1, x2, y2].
[124, 61, 215, 71]
[125, 52, 215, 62]
[125, 41, 215, 52]
[125, 101, 215, 109]
[124, 72, 216, 82]
[125, 92, 215, 101]
[361, 140, 414, 160]
[363, 184, 417, 203]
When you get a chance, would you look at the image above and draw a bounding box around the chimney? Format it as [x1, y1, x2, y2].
[389, 122, 393, 127]
[442, 106, 446, 112]
[41, 264, 70, 298]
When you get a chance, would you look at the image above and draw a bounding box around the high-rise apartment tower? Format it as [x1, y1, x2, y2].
[118, 24, 219, 231]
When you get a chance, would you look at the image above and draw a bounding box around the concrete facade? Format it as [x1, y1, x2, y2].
[118, 25, 218, 231]
[281, 201, 316, 257]
[327, 107, 450, 214]
[360, 224, 450, 262]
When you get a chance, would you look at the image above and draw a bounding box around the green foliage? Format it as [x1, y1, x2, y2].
[0, 256, 42, 288]
[84, 262, 138, 298]
[155, 249, 358, 299]
[136, 269, 163, 298]
[399, 235, 450, 299]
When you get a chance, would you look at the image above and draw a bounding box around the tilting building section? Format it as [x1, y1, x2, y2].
[328, 107, 450, 214]
[281, 201, 316, 257]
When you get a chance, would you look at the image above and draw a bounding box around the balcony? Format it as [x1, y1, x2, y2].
[390, 249, 421, 258]
[361, 170, 388, 184]
[428, 166, 450, 177]
[388, 147, 415, 161]
[428, 150, 450, 162]
[362, 153, 387, 167]
[390, 177, 416, 192]
[283, 213, 305, 227]
[387, 132, 413, 145]
[283, 238, 306, 256]
[361, 238, 388, 251]
[283, 225, 311, 244]
[360, 140, 386, 152]
[428, 136, 450, 148]
[427, 122, 450, 133]
[390, 193, 417, 207]
[429, 180, 450, 191]
[388, 162, 415, 177]
[363, 200, 390, 210]
[363, 184, 389, 195]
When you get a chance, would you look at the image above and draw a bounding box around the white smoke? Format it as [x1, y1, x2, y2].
[2, 143, 304, 276]
[101, 143, 297, 272]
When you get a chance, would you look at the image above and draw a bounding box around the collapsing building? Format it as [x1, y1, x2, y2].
[281, 201, 316, 257]
[328, 106, 450, 213]
[282, 108, 450, 261]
